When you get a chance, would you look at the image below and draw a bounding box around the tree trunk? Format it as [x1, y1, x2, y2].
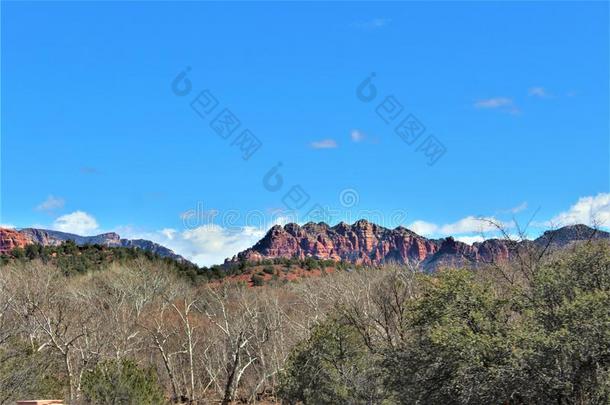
[222, 332, 244, 405]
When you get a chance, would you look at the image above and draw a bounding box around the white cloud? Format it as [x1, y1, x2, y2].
[408, 220, 439, 236]
[182, 225, 265, 265]
[122, 224, 267, 267]
[351, 130, 365, 143]
[547, 193, 610, 227]
[310, 139, 338, 149]
[408, 216, 506, 237]
[528, 86, 549, 98]
[53, 211, 99, 235]
[439, 216, 501, 235]
[456, 233, 526, 245]
[36, 195, 65, 213]
[0, 224, 15, 229]
[117, 212, 303, 267]
[454, 235, 486, 245]
[160, 228, 177, 240]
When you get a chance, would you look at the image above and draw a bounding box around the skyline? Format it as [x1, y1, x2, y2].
[2, 1, 609, 266]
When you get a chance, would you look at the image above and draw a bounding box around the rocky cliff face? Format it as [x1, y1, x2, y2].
[235, 220, 441, 266]
[421, 237, 513, 270]
[230, 220, 610, 270]
[0, 228, 32, 253]
[19, 228, 122, 247]
[1, 227, 187, 263]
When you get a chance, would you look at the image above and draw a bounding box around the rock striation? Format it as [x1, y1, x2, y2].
[0, 228, 32, 253]
[230, 220, 610, 270]
[235, 220, 442, 265]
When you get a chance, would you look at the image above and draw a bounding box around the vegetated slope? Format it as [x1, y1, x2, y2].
[0, 240, 201, 279]
[0, 233, 352, 286]
[0, 227, 189, 263]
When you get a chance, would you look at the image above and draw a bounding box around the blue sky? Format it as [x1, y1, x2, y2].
[2, 1, 609, 265]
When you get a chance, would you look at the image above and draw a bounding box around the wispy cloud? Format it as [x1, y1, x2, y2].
[353, 18, 390, 30]
[499, 201, 528, 214]
[474, 97, 520, 114]
[528, 86, 550, 98]
[474, 97, 512, 109]
[310, 139, 338, 149]
[510, 201, 528, 214]
[350, 129, 365, 143]
[36, 195, 65, 213]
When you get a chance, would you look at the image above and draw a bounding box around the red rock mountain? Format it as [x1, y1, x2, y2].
[230, 220, 610, 270]
[3, 222, 607, 271]
[0, 228, 32, 253]
[234, 220, 440, 265]
[0, 227, 188, 263]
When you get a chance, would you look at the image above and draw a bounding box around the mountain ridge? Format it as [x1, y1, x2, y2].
[3, 222, 609, 272]
[0, 227, 188, 263]
[229, 220, 610, 270]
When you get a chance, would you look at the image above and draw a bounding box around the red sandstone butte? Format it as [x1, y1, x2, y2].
[230, 220, 441, 266]
[0, 227, 31, 254]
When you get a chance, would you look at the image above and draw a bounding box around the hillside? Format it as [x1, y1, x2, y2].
[0, 227, 189, 263]
[0, 239, 201, 279]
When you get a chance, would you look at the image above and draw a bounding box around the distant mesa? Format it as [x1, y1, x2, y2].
[0, 227, 188, 263]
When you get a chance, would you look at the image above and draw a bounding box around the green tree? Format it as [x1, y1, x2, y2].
[279, 318, 385, 405]
[514, 241, 610, 404]
[383, 269, 517, 404]
[25, 244, 41, 260]
[303, 257, 319, 271]
[11, 247, 25, 259]
[384, 242, 610, 404]
[61, 240, 78, 255]
[251, 274, 265, 286]
[0, 339, 65, 403]
[81, 359, 165, 405]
